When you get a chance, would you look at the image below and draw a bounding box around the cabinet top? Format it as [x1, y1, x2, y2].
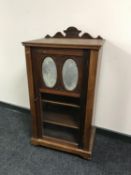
[22, 38, 104, 49]
[22, 26, 104, 49]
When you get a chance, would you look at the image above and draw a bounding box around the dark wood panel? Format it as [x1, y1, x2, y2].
[31, 47, 83, 56]
[40, 88, 80, 98]
[31, 49, 84, 94]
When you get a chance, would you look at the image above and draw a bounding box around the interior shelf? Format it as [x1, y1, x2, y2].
[43, 123, 79, 145]
[43, 111, 79, 129]
[41, 92, 80, 108]
[41, 92, 80, 145]
[41, 99, 80, 108]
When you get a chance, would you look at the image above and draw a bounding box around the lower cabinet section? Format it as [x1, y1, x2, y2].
[40, 92, 81, 144]
[31, 92, 96, 159]
[31, 126, 95, 159]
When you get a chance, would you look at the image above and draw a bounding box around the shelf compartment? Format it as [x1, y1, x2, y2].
[41, 93, 80, 108]
[43, 123, 79, 145]
[43, 111, 79, 129]
[42, 99, 80, 108]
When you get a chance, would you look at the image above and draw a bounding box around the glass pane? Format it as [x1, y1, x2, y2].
[62, 59, 78, 91]
[42, 57, 57, 88]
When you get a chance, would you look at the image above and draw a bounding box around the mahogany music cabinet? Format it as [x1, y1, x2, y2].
[22, 27, 104, 159]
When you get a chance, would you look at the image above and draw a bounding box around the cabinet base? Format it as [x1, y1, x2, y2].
[31, 127, 95, 160]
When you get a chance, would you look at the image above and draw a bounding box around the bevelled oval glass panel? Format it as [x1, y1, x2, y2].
[62, 59, 78, 91]
[42, 57, 57, 88]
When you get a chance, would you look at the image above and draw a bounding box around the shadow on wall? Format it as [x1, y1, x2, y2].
[93, 40, 131, 134]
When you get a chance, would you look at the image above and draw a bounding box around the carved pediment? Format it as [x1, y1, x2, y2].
[45, 26, 103, 39]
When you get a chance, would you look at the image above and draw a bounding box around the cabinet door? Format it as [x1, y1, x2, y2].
[31, 47, 90, 146]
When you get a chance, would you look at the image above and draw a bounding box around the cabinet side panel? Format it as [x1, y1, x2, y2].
[25, 46, 38, 138]
[83, 50, 98, 150]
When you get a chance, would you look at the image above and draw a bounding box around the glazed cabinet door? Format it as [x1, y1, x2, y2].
[30, 47, 90, 147]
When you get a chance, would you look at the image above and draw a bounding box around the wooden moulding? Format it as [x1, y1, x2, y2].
[22, 26, 104, 49]
[45, 26, 103, 39]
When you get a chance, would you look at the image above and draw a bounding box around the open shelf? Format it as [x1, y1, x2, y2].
[41, 99, 80, 129]
[42, 99, 80, 108]
[41, 93, 80, 108]
[41, 92, 81, 145]
[43, 111, 79, 129]
[43, 123, 79, 145]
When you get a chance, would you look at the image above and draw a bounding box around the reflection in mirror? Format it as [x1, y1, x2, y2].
[42, 57, 57, 88]
[62, 59, 78, 91]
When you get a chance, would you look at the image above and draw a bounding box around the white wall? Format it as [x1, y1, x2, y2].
[0, 0, 131, 135]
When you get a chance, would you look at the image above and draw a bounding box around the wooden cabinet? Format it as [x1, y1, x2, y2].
[22, 27, 104, 159]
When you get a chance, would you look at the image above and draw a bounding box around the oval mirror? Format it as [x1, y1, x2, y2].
[62, 59, 78, 91]
[42, 57, 57, 88]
